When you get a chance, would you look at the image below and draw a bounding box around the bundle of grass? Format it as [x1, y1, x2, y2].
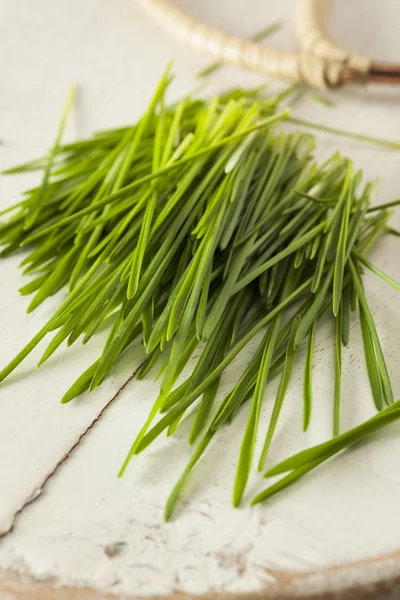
[1, 66, 399, 519]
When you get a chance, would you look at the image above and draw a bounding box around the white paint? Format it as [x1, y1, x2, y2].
[0, 0, 400, 596]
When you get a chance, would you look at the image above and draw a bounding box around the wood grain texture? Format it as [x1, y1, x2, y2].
[2, 551, 400, 599]
[1, 0, 400, 598]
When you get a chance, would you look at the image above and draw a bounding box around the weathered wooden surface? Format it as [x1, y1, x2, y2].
[1, 0, 400, 597]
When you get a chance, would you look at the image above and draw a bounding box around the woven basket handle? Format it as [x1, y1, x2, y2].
[134, 0, 400, 90]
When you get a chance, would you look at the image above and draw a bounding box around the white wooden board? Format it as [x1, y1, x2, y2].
[1, 0, 400, 598]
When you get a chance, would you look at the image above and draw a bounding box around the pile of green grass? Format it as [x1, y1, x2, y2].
[1, 65, 399, 520]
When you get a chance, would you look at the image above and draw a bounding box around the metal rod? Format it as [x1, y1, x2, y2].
[368, 62, 400, 85]
[339, 62, 400, 86]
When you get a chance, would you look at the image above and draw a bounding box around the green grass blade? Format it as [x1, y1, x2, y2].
[233, 322, 280, 507]
[252, 456, 326, 505]
[367, 199, 400, 213]
[164, 431, 214, 521]
[258, 316, 299, 470]
[333, 166, 353, 315]
[333, 307, 342, 436]
[303, 320, 316, 431]
[265, 402, 400, 477]
[353, 250, 400, 294]
[25, 86, 76, 228]
[350, 259, 393, 406]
